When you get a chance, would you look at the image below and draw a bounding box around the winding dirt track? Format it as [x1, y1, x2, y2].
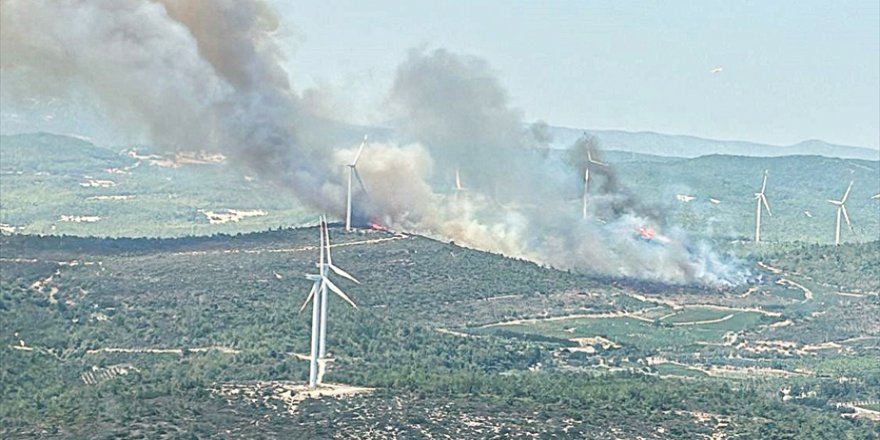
[671, 314, 735, 327]
[85, 346, 240, 355]
[777, 278, 814, 302]
[479, 309, 658, 328]
[170, 234, 408, 257]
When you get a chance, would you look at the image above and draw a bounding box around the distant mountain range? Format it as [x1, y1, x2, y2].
[547, 126, 880, 161]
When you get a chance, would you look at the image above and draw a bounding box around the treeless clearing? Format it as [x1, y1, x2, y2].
[211, 381, 373, 415]
[570, 336, 620, 349]
[84, 346, 239, 355]
[88, 195, 134, 201]
[79, 178, 115, 188]
[60, 215, 101, 223]
[199, 209, 267, 224]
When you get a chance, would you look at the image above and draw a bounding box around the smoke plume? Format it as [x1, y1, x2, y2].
[0, 0, 746, 286]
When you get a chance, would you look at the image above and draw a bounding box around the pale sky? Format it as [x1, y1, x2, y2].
[279, 0, 880, 149]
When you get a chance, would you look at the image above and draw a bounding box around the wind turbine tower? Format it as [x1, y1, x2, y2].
[345, 136, 369, 232]
[582, 147, 607, 219]
[828, 181, 854, 245]
[299, 217, 360, 388]
[754, 170, 772, 243]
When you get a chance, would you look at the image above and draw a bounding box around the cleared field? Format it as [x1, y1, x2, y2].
[476, 311, 771, 351]
[653, 363, 708, 378]
[794, 355, 880, 376]
[662, 307, 732, 324]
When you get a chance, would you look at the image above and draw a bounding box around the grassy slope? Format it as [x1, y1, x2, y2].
[2, 133, 879, 244]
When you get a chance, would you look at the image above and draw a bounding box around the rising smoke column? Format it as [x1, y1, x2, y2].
[0, 0, 338, 209]
[388, 48, 555, 201]
[383, 48, 746, 286]
[0, 2, 745, 285]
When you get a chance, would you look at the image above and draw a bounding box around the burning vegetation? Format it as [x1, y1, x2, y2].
[0, 0, 746, 286]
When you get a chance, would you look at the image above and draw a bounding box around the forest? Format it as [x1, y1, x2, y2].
[2, 229, 878, 438]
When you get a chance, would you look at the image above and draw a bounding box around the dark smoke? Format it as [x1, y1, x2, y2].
[0, 1, 747, 286]
[567, 134, 665, 222]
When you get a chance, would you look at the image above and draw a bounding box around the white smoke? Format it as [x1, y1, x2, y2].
[0, 0, 747, 286]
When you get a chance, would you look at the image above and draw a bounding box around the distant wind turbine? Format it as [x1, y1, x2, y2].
[300, 216, 360, 388]
[454, 167, 464, 199]
[828, 181, 854, 246]
[754, 170, 772, 243]
[345, 136, 369, 232]
[582, 143, 607, 219]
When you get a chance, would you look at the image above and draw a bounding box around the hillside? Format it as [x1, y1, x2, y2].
[2, 133, 878, 244]
[547, 126, 880, 160]
[0, 133, 315, 237]
[2, 229, 879, 438]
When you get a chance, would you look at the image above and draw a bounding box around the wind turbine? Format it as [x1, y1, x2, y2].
[582, 144, 607, 219]
[828, 181, 854, 246]
[345, 136, 369, 232]
[317, 217, 359, 359]
[299, 217, 360, 388]
[753, 170, 772, 243]
[453, 167, 465, 200]
[300, 223, 324, 389]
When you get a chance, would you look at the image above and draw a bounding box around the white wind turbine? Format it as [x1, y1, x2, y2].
[345, 136, 369, 232]
[582, 147, 607, 219]
[300, 216, 359, 388]
[754, 170, 772, 243]
[454, 167, 465, 200]
[828, 181, 854, 246]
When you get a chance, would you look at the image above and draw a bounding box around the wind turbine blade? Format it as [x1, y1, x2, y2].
[584, 168, 589, 183]
[353, 168, 369, 195]
[842, 180, 853, 203]
[351, 135, 367, 166]
[587, 150, 607, 166]
[760, 171, 768, 194]
[318, 217, 325, 272]
[328, 263, 360, 284]
[323, 277, 358, 308]
[323, 216, 333, 266]
[300, 282, 318, 313]
[841, 206, 852, 230]
[761, 195, 772, 216]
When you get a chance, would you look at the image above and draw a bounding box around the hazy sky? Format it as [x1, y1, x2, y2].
[279, 0, 880, 149]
